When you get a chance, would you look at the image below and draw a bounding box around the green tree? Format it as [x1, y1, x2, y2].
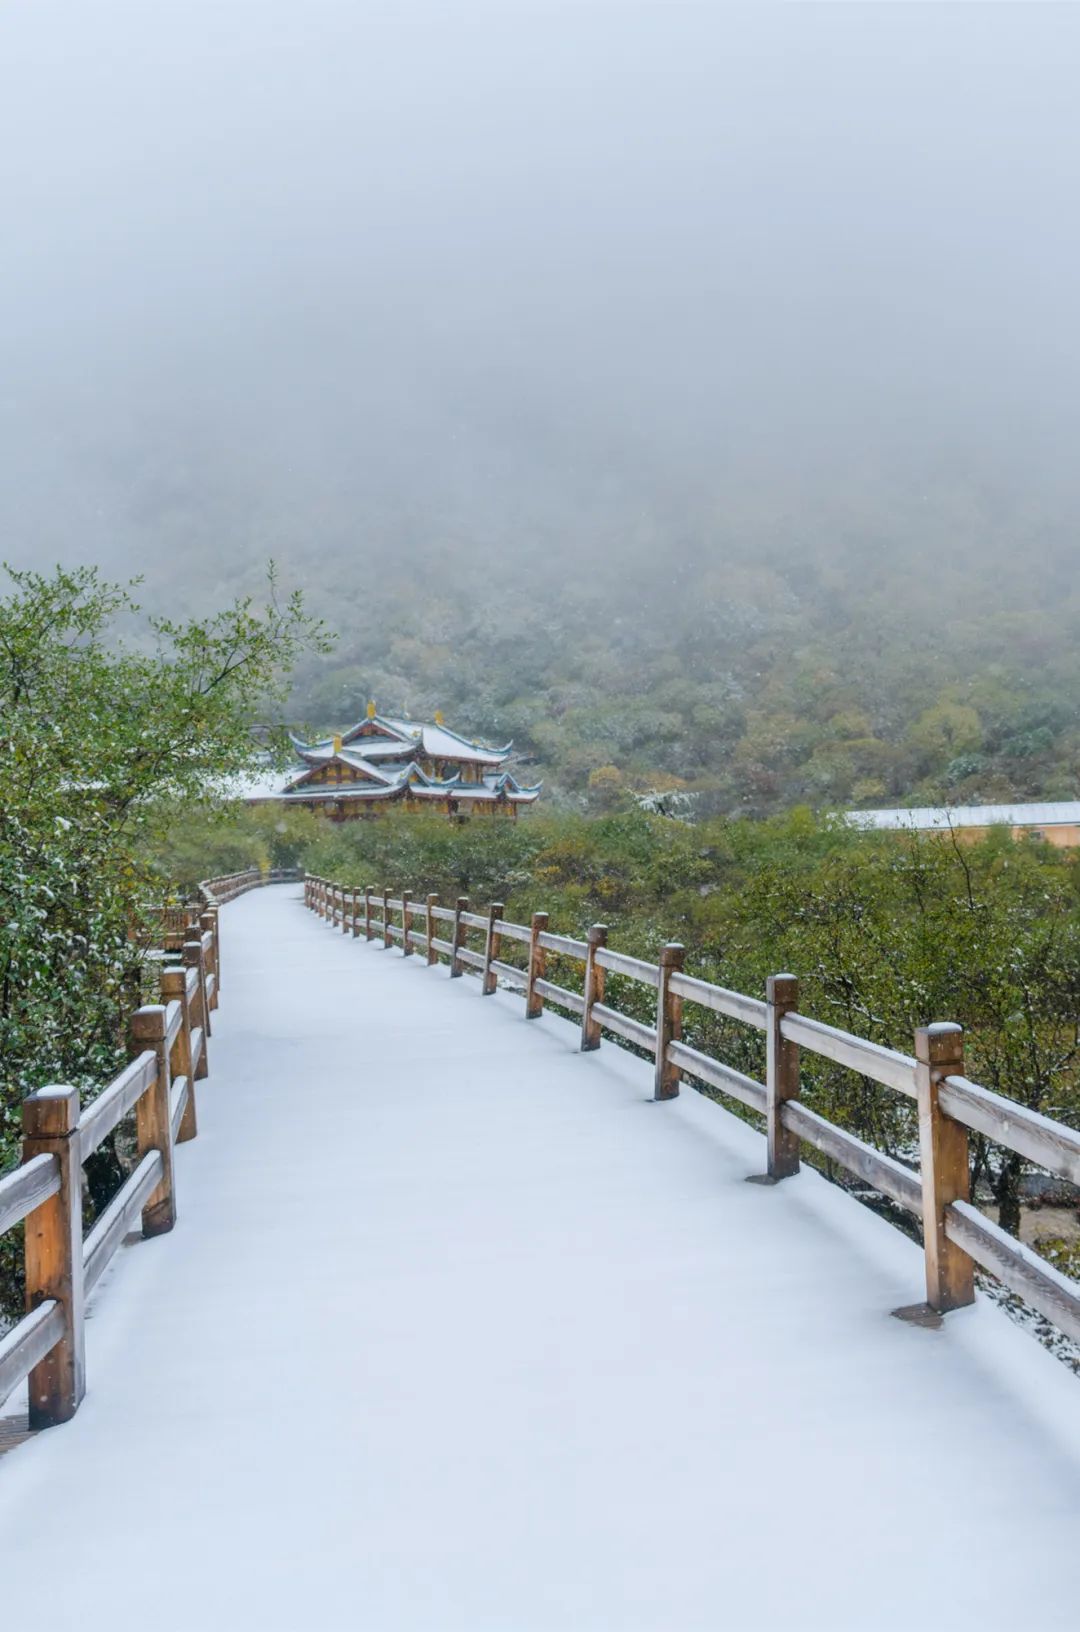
[0, 563, 329, 1171]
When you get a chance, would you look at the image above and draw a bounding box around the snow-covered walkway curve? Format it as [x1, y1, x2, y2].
[2, 883, 1079, 1631]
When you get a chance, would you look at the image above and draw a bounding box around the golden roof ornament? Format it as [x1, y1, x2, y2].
[434, 709, 445, 726]
[367, 699, 377, 719]
[332, 734, 343, 753]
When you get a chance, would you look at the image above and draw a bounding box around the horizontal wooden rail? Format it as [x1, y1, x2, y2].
[666, 1040, 767, 1115]
[0, 883, 232, 1428]
[939, 1075, 1080, 1187]
[0, 1154, 61, 1238]
[0, 1302, 65, 1415]
[946, 1201, 1080, 1346]
[782, 1101, 923, 1217]
[493, 919, 531, 945]
[780, 1014, 917, 1098]
[532, 977, 585, 1015]
[304, 872, 1080, 1357]
[594, 947, 660, 988]
[165, 1000, 184, 1050]
[170, 1076, 191, 1143]
[591, 1002, 657, 1051]
[537, 930, 589, 960]
[668, 971, 768, 1030]
[83, 1151, 165, 1297]
[490, 959, 528, 989]
[80, 1053, 158, 1158]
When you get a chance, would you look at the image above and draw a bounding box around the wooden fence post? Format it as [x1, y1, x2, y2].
[160, 967, 197, 1143]
[130, 1006, 178, 1237]
[915, 1023, 975, 1313]
[199, 909, 220, 1006]
[580, 924, 607, 1051]
[341, 885, 349, 934]
[483, 902, 504, 995]
[351, 886, 362, 938]
[22, 1085, 85, 1428]
[363, 887, 373, 941]
[766, 974, 801, 1180]
[526, 912, 548, 1019]
[403, 890, 415, 957]
[654, 943, 685, 1100]
[382, 887, 391, 949]
[183, 941, 211, 1078]
[426, 894, 438, 965]
[450, 896, 469, 978]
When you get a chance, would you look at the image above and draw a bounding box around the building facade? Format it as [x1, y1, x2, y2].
[248, 707, 541, 821]
[848, 801, 1080, 848]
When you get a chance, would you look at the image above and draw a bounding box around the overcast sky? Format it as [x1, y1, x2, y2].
[3, 3, 1080, 595]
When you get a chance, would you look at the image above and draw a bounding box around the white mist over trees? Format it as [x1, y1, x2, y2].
[3, 4, 1080, 806]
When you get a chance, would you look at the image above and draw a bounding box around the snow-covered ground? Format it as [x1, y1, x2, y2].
[2, 884, 1079, 1630]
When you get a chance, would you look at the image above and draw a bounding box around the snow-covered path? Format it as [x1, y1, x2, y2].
[2, 884, 1080, 1631]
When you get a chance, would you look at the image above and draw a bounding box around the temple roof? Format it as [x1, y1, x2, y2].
[292, 713, 512, 766]
[272, 751, 539, 805]
[260, 711, 538, 807]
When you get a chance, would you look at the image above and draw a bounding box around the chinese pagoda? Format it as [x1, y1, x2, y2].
[253, 706, 541, 821]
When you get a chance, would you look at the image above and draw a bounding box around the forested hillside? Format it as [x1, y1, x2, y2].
[68, 467, 1080, 815]
[280, 475, 1080, 813]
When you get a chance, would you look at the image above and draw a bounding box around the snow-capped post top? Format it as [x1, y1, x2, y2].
[917, 1022, 965, 1070]
[23, 1083, 80, 1136]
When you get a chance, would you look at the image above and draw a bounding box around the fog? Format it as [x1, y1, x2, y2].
[3, 3, 1080, 787]
[2, 4, 1077, 575]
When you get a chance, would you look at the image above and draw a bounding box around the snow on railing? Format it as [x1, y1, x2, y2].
[0, 906, 223, 1430]
[198, 867, 299, 906]
[306, 873, 1080, 1354]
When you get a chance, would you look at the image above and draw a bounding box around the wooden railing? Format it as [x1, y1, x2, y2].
[0, 880, 242, 1432]
[198, 866, 298, 906]
[306, 873, 1080, 1349]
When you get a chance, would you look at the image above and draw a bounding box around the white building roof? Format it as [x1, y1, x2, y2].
[849, 802, 1080, 832]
